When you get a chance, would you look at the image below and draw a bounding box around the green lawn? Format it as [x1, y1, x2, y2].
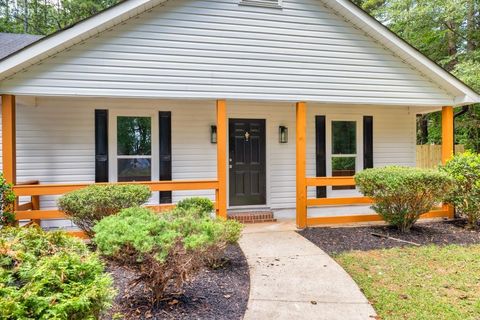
[335, 245, 480, 320]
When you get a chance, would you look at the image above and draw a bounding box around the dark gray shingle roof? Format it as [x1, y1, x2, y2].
[0, 32, 43, 60]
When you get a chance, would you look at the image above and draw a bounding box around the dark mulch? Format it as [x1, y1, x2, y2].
[298, 219, 480, 255]
[102, 244, 250, 320]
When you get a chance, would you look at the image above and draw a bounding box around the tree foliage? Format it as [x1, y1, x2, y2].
[0, 0, 122, 35]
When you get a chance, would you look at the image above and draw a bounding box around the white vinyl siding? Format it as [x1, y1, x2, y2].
[4, 97, 415, 214]
[0, 0, 455, 106]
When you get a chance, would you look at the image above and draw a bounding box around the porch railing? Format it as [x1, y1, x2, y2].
[13, 179, 219, 222]
[303, 176, 453, 226]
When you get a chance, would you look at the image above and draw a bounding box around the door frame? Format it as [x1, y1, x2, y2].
[228, 118, 267, 208]
[108, 109, 160, 183]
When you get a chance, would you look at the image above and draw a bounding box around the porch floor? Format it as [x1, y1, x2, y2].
[239, 221, 376, 319]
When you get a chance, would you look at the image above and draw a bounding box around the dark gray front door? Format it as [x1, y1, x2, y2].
[229, 119, 266, 206]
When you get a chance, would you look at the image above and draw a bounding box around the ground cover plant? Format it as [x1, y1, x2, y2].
[355, 166, 452, 232]
[336, 245, 480, 320]
[0, 226, 115, 320]
[58, 184, 151, 237]
[93, 200, 242, 302]
[442, 151, 480, 229]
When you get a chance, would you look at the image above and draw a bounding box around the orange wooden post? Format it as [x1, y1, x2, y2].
[216, 100, 227, 219]
[441, 106, 454, 165]
[441, 106, 455, 218]
[296, 102, 307, 228]
[2, 95, 16, 185]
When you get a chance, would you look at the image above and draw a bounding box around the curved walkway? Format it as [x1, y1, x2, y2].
[239, 221, 376, 320]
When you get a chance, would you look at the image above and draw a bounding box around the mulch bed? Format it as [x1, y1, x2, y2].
[102, 244, 250, 320]
[298, 219, 480, 255]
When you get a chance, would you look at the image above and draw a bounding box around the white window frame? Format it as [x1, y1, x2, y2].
[326, 115, 363, 198]
[108, 109, 159, 184]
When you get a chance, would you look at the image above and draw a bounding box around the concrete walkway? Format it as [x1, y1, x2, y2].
[239, 221, 377, 320]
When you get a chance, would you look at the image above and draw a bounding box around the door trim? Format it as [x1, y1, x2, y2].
[228, 118, 267, 207]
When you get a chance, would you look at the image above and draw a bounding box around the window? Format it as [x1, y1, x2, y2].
[239, 0, 282, 8]
[331, 121, 356, 190]
[116, 116, 152, 182]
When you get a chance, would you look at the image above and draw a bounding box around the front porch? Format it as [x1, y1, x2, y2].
[1, 94, 455, 231]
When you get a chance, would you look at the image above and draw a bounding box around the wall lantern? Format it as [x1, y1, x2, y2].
[211, 125, 217, 144]
[279, 126, 288, 143]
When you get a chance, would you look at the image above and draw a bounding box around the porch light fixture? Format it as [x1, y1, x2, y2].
[211, 125, 217, 144]
[279, 126, 288, 143]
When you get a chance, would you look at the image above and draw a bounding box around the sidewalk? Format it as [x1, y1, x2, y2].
[239, 221, 376, 320]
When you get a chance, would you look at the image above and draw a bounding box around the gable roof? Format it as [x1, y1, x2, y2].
[0, 33, 44, 60]
[0, 0, 478, 106]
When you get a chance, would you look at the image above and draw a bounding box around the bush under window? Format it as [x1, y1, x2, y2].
[441, 151, 480, 229]
[93, 204, 242, 301]
[58, 184, 151, 237]
[355, 166, 452, 232]
[0, 226, 114, 319]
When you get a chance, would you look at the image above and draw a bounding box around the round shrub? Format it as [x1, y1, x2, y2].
[441, 151, 480, 229]
[0, 172, 15, 226]
[0, 226, 114, 319]
[355, 166, 452, 232]
[93, 205, 242, 301]
[58, 184, 151, 237]
[176, 197, 215, 218]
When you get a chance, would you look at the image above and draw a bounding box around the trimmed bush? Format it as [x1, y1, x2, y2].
[93, 205, 243, 301]
[441, 151, 480, 229]
[176, 197, 215, 218]
[355, 166, 452, 232]
[0, 172, 15, 226]
[0, 226, 114, 319]
[58, 184, 151, 237]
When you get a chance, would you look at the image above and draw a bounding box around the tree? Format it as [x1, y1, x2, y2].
[0, 0, 122, 35]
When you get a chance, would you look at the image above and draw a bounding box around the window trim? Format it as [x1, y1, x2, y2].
[326, 115, 363, 197]
[108, 109, 159, 183]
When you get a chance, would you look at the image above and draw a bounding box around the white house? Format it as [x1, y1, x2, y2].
[0, 0, 478, 230]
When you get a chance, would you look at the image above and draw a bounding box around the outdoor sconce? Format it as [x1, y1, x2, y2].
[211, 125, 217, 144]
[279, 126, 288, 143]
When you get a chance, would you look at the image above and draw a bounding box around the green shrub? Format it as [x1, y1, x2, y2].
[93, 205, 243, 301]
[176, 197, 215, 218]
[0, 226, 114, 320]
[355, 166, 452, 232]
[0, 172, 15, 226]
[58, 184, 151, 237]
[441, 151, 480, 228]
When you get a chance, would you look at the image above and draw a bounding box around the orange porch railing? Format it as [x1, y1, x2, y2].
[13, 179, 219, 222]
[304, 176, 453, 226]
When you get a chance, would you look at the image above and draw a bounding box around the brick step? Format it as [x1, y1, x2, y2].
[228, 211, 276, 224]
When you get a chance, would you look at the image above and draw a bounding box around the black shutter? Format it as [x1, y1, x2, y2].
[315, 116, 327, 198]
[159, 111, 172, 204]
[363, 116, 373, 169]
[95, 110, 109, 182]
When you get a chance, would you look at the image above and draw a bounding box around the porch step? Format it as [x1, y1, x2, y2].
[228, 211, 276, 224]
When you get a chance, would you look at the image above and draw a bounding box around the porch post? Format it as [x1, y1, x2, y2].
[216, 99, 227, 219]
[296, 102, 307, 228]
[441, 105, 455, 218]
[441, 106, 454, 165]
[1, 95, 16, 185]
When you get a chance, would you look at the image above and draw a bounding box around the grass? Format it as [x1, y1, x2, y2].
[335, 245, 480, 320]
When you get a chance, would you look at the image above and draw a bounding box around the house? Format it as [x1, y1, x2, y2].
[0, 0, 478, 230]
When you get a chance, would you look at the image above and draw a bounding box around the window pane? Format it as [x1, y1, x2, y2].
[332, 121, 356, 154]
[332, 157, 355, 190]
[117, 116, 152, 156]
[118, 158, 151, 182]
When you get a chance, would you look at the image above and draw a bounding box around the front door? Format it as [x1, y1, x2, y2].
[229, 119, 266, 206]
